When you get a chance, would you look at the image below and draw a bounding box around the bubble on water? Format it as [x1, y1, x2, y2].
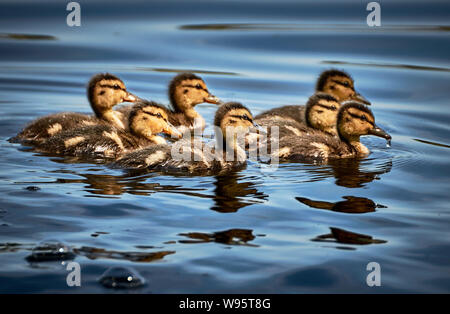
[26, 239, 75, 262]
[98, 266, 146, 289]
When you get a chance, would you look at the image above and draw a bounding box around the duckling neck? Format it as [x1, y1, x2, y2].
[99, 110, 126, 130]
[348, 138, 370, 156]
[220, 138, 247, 163]
[183, 108, 201, 122]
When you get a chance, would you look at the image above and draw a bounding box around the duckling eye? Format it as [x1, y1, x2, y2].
[361, 115, 367, 121]
[156, 113, 163, 118]
[195, 83, 202, 89]
[342, 81, 350, 87]
[330, 105, 336, 110]
[114, 84, 120, 89]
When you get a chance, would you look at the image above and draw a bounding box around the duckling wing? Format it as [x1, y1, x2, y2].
[112, 145, 171, 169]
[255, 105, 305, 125]
[35, 125, 133, 159]
[11, 112, 96, 145]
[274, 133, 347, 161]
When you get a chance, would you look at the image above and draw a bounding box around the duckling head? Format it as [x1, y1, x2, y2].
[305, 92, 341, 135]
[169, 73, 220, 113]
[129, 101, 181, 144]
[214, 102, 257, 158]
[87, 73, 137, 117]
[337, 101, 391, 155]
[316, 69, 371, 105]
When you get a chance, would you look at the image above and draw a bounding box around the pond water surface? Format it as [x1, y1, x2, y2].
[0, 0, 449, 293]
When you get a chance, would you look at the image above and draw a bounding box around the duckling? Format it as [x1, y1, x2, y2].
[255, 92, 341, 139]
[254, 69, 370, 125]
[118, 72, 220, 133]
[35, 101, 180, 159]
[271, 101, 391, 161]
[113, 102, 258, 173]
[10, 73, 138, 145]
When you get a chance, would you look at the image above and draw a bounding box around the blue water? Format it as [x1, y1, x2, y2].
[0, 0, 449, 293]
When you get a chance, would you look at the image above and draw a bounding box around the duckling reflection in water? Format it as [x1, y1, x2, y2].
[313, 227, 387, 246]
[211, 172, 268, 213]
[178, 228, 258, 246]
[255, 69, 370, 128]
[10, 73, 138, 145]
[113, 102, 260, 173]
[296, 195, 387, 214]
[118, 72, 220, 133]
[271, 101, 391, 161]
[35, 101, 180, 159]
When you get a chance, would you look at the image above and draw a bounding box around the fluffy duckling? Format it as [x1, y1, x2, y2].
[118, 72, 220, 133]
[256, 92, 341, 139]
[36, 101, 180, 159]
[10, 73, 137, 145]
[113, 102, 258, 173]
[272, 101, 391, 161]
[255, 69, 370, 125]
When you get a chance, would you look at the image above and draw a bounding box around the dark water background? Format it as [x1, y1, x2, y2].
[0, 0, 449, 293]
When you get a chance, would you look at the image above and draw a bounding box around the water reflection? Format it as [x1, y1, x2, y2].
[312, 227, 387, 246]
[178, 228, 258, 247]
[296, 196, 386, 214]
[73, 246, 175, 263]
[328, 158, 392, 188]
[211, 172, 268, 213]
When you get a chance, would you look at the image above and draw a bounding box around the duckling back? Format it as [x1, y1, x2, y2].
[10, 112, 98, 145]
[35, 124, 145, 159]
[273, 132, 354, 161]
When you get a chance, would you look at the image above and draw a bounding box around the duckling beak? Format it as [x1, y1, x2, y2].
[163, 121, 182, 139]
[205, 94, 221, 105]
[353, 92, 371, 106]
[369, 125, 391, 141]
[123, 92, 138, 103]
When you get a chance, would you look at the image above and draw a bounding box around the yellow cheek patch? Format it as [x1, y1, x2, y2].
[47, 123, 62, 136]
[64, 136, 85, 148]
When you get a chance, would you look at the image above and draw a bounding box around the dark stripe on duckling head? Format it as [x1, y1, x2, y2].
[305, 92, 339, 127]
[330, 79, 354, 90]
[180, 83, 209, 93]
[214, 102, 252, 127]
[168, 72, 202, 110]
[98, 84, 126, 92]
[128, 101, 169, 125]
[316, 69, 353, 92]
[337, 101, 375, 128]
[87, 72, 123, 101]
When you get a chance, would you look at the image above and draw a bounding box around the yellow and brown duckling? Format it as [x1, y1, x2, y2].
[113, 102, 258, 173]
[255, 69, 370, 126]
[271, 101, 391, 161]
[118, 72, 220, 133]
[35, 101, 180, 159]
[256, 92, 341, 139]
[10, 73, 138, 145]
